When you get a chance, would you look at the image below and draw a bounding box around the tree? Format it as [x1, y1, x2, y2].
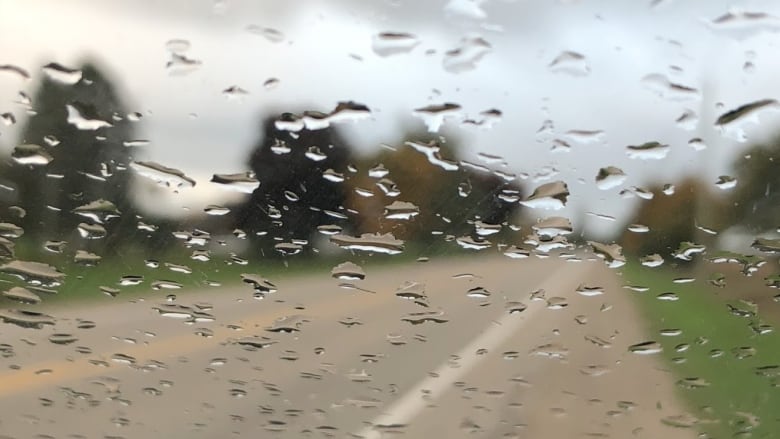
[345, 131, 523, 248]
[620, 178, 727, 259]
[9, 61, 140, 256]
[728, 137, 780, 233]
[233, 114, 354, 255]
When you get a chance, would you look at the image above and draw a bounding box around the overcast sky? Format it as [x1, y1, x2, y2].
[1, 0, 780, 235]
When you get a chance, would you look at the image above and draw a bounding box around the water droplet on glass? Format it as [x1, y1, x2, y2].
[443, 36, 492, 73]
[640, 253, 665, 267]
[705, 10, 780, 40]
[384, 200, 420, 220]
[330, 233, 404, 254]
[0, 112, 16, 126]
[0, 64, 30, 80]
[595, 166, 627, 190]
[0, 260, 64, 286]
[247, 25, 285, 43]
[331, 262, 365, 281]
[165, 38, 191, 53]
[715, 175, 737, 190]
[672, 241, 706, 261]
[715, 99, 779, 142]
[548, 51, 590, 76]
[2, 286, 41, 304]
[372, 32, 420, 57]
[12, 144, 52, 166]
[65, 104, 112, 130]
[211, 172, 260, 193]
[166, 53, 202, 75]
[588, 241, 626, 268]
[412, 103, 461, 133]
[130, 161, 196, 190]
[520, 181, 569, 210]
[641, 73, 700, 101]
[0, 309, 55, 328]
[626, 141, 670, 160]
[576, 284, 604, 297]
[42, 62, 82, 84]
[628, 341, 663, 355]
[401, 310, 448, 325]
[48, 333, 78, 345]
[77, 223, 106, 239]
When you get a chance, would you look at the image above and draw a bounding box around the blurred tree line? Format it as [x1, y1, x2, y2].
[620, 136, 780, 260]
[0, 60, 524, 264]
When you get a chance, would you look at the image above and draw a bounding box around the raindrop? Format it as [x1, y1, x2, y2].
[77, 223, 106, 239]
[715, 175, 737, 190]
[151, 280, 183, 290]
[65, 104, 111, 130]
[443, 36, 492, 73]
[641, 73, 700, 101]
[42, 62, 82, 84]
[675, 109, 698, 130]
[48, 333, 78, 345]
[548, 51, 590, 76]
[705, 10, 780, 39]
[640, 254, 665, 267]
[401, 310, 448, 325]
[74, 250, 101, 266]
[0, 64, 30, 80]
[412, 103, 461, 133]
[241, 273, 278, 294]
[72, 199, 120, 224]
[0, 309, 55, 328]
[12, 144, 52, 166]
[372, 32, 420, 57]
[166, 53, 202, 75]
[130, 161, 196, 190]
[595, 166, 626, 190]
[0, 260, 64, 286]
[564, 129, 604, 144]
[211, 172, 260, 193]
[628, 341, 663, 355]
[520, 181, 569, 210]
[715, 99, 779, 142]
[247, 25, 285, 43]
[466, 286, 491, 299]
[384, 201, 420, 220]
[576, 284, 604, 296]
[396, 281, 427, 304]
[222, 85, 248, 99]
[165, 38, 191, 53]
[0, 112, 15, 126]
[118, 275, 144, 286]
[456, 235, 491, 250]
[672, 242, 706, 261]
[626, 141, 670, 160]
[331, 262, 366, 281]
[2, 286, 41, 304]
[588, 241, 626, 268]
[330, 233, 404, 254]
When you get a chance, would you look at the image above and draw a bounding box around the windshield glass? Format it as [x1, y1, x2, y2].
[1, 1, 779, 438]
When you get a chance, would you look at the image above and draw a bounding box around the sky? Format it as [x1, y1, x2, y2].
[1, 0, 780, 236]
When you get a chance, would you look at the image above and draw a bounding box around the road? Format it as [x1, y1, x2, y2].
[0, 256, 698, 438]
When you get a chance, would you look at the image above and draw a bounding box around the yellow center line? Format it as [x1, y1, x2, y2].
[0, 287, 394, 397]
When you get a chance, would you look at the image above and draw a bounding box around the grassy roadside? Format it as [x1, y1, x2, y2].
[622, 262, 780, 438]
[0, 239, 470, 307]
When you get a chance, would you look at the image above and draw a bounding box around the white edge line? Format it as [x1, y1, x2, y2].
[355, 262, 591, 438]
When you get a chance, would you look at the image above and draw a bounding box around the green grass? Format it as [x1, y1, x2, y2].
[622, 263, 780, 438]
[0, 238, 467, 307]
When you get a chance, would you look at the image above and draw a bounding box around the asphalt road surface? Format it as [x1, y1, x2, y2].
[0, 256, 698, 438]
